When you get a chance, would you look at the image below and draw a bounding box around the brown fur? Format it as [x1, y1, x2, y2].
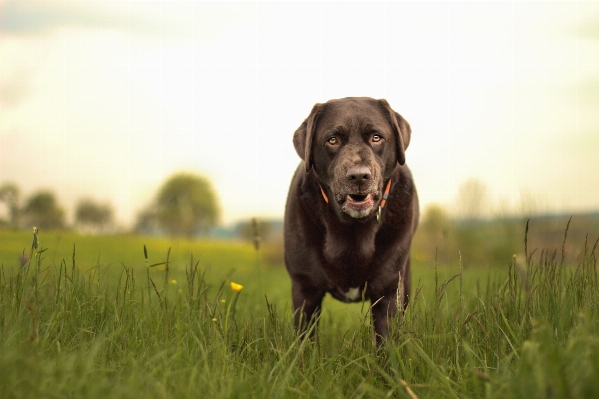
[284, 97, 419, 346]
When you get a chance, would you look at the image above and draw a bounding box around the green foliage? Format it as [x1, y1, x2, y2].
[142, 173, 221, 237]
[75, 198, 114, 232]
[21, 190, 65, 230]
[157, 173, 220, 236]
[414, 204, 452, 264]
[0, 228, 598, 398]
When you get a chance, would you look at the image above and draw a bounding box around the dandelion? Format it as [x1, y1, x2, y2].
[170, 279, 177, 285]
[230, 282, 244, 292]
[222, 281, 244, 372]
[220, 299, 226, 304]
[212, 317, 217, 322]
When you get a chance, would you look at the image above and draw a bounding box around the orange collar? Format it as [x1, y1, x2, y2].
[319, 179, 392, 224]
[377, 178, 392, 223]
[319, 185, 329, 204]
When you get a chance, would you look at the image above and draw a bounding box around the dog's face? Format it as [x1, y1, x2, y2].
[293, 97, 411, 221]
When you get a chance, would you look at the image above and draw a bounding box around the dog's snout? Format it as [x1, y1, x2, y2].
[346, 166, 371, 184]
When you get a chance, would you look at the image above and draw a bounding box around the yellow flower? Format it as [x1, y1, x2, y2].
[230, 282, 244, 292]
[212, 317, 217, 322]
[170, 279, 177, 285]
[220, 299, 226, 303]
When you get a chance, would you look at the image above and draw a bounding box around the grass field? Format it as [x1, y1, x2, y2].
[1, 226, 598, 398]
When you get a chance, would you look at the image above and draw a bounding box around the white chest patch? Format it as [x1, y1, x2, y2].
[344, 287, 361, 301]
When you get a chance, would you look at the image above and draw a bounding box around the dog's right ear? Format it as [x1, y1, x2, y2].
[293, 103, 322, 173]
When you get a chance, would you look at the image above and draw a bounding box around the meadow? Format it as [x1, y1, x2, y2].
[1, 224, 598, 399]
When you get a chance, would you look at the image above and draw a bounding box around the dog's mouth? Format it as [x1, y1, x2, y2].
[346, 193, 371, 203]
[340, 192, 377, 218]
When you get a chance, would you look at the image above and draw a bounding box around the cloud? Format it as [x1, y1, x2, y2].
[0, 0, 155, 36]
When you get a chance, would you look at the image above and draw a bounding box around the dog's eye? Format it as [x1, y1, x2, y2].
[371, 134, 382, 143]
[327, 137, 339, 146]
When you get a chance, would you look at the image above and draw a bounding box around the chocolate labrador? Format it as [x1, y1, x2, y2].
[284, 97, 419, 346]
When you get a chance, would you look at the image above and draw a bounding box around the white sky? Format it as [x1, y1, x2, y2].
[1, 1, 599, 226]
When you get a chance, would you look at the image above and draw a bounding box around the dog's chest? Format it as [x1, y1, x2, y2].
[321, 226, 378, 289]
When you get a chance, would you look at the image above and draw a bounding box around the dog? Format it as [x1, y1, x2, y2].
[284, 97, 419, 346]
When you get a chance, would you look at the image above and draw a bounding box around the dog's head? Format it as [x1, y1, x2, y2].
[293, 97, 411, 220]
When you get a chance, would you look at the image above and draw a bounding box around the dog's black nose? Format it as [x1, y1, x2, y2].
[346, 166, 371, 184]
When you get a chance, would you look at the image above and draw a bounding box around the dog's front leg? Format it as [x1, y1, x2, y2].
[371, 294, 399, 347]
[291, 280, 325, 338]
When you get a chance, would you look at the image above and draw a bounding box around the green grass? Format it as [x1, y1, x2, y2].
[0, 227, 598, 398]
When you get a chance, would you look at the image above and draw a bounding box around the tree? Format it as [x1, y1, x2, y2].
[0, 183, 20, 228]
[420, 203, 451, 241]
[133, 207, 159, 235]
[22, 191, 65, 230]
[413, 203, 453, 264]
[75, 198, 114, 233]
[154, 173, 220, 237]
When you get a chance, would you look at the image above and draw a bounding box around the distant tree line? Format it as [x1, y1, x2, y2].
[0, 172, 221, 237]
[411, 178, 599, 268]
[0, 182, 114, 233]
[2, 175, 594, 268]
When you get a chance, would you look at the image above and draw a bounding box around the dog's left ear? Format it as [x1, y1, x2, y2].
[293, 103, 322, 173]
[378, 99, 411, 165]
